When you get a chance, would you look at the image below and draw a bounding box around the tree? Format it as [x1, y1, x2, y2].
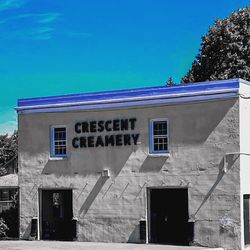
[0, 131, 17, 167]
[166, 77, 175, 86]
[182, 7, 250, 83]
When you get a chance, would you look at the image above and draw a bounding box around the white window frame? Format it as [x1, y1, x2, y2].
[149, 118, 169, 154]
[50, 126, 67, 158]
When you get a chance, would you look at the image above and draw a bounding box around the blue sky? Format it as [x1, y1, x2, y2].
[0, 0, 249, 134]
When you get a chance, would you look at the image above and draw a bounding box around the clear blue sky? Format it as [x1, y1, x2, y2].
[0, 0, 249, 134]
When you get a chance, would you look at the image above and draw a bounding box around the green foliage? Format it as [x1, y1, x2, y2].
[0, 131, 17, 167]
[182, 7, 250, 83]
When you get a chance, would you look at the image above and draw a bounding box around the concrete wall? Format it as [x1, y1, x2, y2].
[239, 82, 250, 250]
[18, 98, 240, 249]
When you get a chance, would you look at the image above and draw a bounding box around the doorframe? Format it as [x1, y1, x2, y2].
[146, 186, 190, 244]
[38, 188, 73, 240]
[38, 189, 41, 240]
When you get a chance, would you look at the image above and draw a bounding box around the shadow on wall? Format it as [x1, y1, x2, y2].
[21, 219, 32, 240]
[172, 99, 238, 144]
[128, 224, 139, 243]
[41, 147, 134, 177]
[78, 175, 108, 218]
[192, 153, 239, 219]
[139, 156, 167, 172]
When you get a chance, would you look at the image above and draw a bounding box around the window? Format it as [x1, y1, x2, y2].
[150, 119, 168, 154]
[0, 188, 17, 213]
[0, 189, 14, 201]
[51, 126, 67, 157]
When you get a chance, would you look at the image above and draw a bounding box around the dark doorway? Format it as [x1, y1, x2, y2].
[148, 188, 189, 245]
[244, 194, 250, 245]
[41, 189, 73, 240]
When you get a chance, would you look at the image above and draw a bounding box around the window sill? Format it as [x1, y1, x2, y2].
[148, 153, 170, 157]
[49, 156, 67, 161]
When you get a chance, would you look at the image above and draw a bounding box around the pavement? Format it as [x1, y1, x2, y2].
[0, 241, 224, 250]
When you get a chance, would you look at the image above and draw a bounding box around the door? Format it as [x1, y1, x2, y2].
[148, 188, 189, 245]
[41, 189, 73, 240]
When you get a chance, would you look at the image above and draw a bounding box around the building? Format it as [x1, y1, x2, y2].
[0, 156, 18, 238]
[17, 79, 250, 249]
[0, 156, 18, 213]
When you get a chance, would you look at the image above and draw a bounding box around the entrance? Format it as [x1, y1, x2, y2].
[40, 189, 73, 240]
[148, 188, 189, 245]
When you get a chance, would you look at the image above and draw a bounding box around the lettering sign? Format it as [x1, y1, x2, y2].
[72, 118, 140, 148]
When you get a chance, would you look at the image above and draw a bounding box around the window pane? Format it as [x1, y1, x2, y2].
[153, 121, 168, 135]
[154, 144, 159, 151]
[9, 189, 15, 199]
[54, 128, 66, 140]
[162, 122, 167, 130]
[2, 190, 9, 201]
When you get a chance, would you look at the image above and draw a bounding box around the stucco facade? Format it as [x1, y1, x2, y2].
[17, 79, 250, 250]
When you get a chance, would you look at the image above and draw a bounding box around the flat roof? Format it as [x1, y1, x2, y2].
[17, 79, 247, 114]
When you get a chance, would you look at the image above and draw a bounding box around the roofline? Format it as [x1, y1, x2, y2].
[239, 78, 250, 85]
[18, 78, 242, 103]
[17, 79, 245, 114]
[18, 93, 238, 114]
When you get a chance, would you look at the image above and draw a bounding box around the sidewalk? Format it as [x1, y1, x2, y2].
[0, 241, 224, 250]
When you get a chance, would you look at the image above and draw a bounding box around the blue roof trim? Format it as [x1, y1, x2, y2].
[17, 79, 241, 114]
[17, 92, 239, 114]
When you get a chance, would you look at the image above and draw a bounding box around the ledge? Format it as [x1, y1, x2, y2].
[148, 153, 170, 158]
[48, 157, 68, 161]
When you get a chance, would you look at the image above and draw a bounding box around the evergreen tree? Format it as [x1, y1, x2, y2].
[182, 7, 250, 83]
[166, 77, 175, 86]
